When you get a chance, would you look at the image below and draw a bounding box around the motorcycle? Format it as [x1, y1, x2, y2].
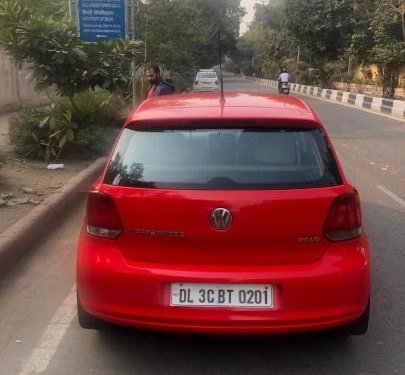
[279, 82, 290, 95]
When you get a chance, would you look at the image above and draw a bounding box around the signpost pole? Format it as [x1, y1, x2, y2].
[131, 0, 137, 106]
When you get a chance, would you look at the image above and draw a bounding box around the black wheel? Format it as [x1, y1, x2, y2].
[343, 298, 370, 336]
[77, 293, 105, 329]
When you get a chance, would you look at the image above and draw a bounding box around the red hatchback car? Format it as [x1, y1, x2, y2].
[76, 92, 371, 335]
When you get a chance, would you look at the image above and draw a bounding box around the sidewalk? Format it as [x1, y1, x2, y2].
[0, 113, 93, 233]
[0, 110, 106, 277]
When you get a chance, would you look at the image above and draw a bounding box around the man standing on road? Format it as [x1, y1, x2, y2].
[145, 65, 175, 99]
[278, 68, 290, 93]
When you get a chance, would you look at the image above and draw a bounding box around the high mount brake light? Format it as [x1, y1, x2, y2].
[324, 191, 362, 242]
[86, 191, 122, 239]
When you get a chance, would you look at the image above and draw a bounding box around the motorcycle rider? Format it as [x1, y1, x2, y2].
[278, 68, 290, 93]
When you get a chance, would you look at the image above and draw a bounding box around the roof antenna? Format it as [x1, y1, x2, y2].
[218, 29, 225, 104]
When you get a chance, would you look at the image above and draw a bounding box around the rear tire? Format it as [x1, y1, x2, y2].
[342, 298, 370, 335]
[77, 293, 105, 329]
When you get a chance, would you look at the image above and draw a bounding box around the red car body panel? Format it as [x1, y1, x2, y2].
[100, 185, 345, 266]
[77, 92, 371, 335]
[77, 232, 370, 334]
[125, 93, 321, 128]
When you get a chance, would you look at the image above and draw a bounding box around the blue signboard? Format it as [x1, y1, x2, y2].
[78, 0, 126, 42]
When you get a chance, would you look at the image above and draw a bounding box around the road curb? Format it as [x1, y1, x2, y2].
[0, 157, 106, 277]
[248, 77, 405, 121]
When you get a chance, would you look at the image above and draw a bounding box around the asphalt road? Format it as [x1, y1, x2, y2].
[0, 75, 404, 375]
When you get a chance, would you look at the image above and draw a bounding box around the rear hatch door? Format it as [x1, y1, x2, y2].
[101, 126, 344, 266]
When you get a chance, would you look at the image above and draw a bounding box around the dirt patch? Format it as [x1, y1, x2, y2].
[0, 113, 93, 233]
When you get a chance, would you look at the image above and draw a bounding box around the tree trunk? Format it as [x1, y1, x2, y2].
[380, 65, 398, 99]
[402, 11, 405, 44]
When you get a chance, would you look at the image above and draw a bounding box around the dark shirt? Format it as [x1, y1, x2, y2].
[145, 80, 175, 99]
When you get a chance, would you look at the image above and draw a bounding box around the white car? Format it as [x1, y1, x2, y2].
[193, 70, 220, 92]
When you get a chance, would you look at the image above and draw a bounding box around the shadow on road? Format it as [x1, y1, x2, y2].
[96, 327, 353, 374]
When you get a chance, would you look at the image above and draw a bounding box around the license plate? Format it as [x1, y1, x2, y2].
[170, 283, 273, 308]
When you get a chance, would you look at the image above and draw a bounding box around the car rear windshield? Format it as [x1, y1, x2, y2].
[104, 128, 342, 190]
[197, 72, 217, 79]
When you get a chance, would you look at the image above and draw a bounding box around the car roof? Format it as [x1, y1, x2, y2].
[126, 92, 322, 128]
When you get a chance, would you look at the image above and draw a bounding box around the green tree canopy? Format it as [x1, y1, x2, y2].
[0, 0, 245, 99]
[136, 0, 244, 72]
[0, 0, 143, 102]
[235, 0, 405, 97]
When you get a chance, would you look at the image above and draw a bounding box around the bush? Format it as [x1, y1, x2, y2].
[9, 107, 50, 159]
[8, 90, 128, 161]
[58, 91, 128, 129]
[290, 60, 348, 88]
[322, 61, 348, 85]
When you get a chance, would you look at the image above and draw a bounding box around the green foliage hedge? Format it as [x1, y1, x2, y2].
[9, 107, 50, 158]
[9, 91, 127, 160]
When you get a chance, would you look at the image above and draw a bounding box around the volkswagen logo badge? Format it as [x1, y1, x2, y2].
[210, 208, 233, 231]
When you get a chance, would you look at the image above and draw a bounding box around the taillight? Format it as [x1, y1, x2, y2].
[86, 191, 122, 239]
[324, 191, 362, 242]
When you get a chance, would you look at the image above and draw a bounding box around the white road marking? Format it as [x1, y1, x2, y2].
[377, 185, 405, 209]
[19, 286, 76, 375]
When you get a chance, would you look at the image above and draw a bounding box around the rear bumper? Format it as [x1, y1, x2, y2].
[77, 232, 370, 335]
[193, 86, 219, 92]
